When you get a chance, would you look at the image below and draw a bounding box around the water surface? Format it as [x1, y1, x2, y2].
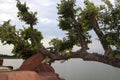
[3, 59, 120, 80]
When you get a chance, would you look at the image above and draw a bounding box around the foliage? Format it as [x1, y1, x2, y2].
[0, 0, 43, 59]
[50, 0, 120, 57]
[0, 20, 17, 45]
[49, 0, 92, 55]
[16, 0, 37, 28]
[99, 0, 120, 50]
[0, 0, 120, 60]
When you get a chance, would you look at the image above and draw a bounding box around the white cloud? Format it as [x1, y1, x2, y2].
[0, 14, 14, 21]
[88, 40, 104, 54]
[39, 18, 56, 24]
[42, 36, 58, 48]
[36, 0, 54, 7]
[0, 42, 13, 55]
[0, 0, 17, 23]
[39, 18, 52, 24]
[0, 0, 14, 3]
[27, 0, 56, 7]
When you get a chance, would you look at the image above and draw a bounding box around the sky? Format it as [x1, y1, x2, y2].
[0, 0, 115, 55]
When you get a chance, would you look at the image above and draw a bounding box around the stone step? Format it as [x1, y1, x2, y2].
[0, 66, 13, 72]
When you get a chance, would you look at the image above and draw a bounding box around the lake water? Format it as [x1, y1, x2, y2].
[3, 59, 120, 80]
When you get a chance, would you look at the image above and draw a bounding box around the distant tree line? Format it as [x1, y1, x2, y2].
[0, 54, 18, 59]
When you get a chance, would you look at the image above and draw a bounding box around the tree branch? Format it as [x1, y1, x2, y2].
[40, 49, 120, 68]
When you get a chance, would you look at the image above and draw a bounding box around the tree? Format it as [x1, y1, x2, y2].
[49, 0, 120, 67]
[0, 0, 120, 68]
[0, 0, 43, 59]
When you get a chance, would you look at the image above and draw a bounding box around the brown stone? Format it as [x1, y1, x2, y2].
[18, 53, 64, 80]
[35, 63, 55, 73]
[0, 59, 3, 65]
[38, 72, 60, 80]
[0, 71, 64, 80]
[19, 53, 45, 71]
[0, 74, 8, 80]
[0, 71, 41, 80]
[35, 63, 64, 80]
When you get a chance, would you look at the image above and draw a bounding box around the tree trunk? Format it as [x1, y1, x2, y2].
[71, 14, 89, 51]
[67, 0, 88, 51]
[30, 23, 33, 30]
[90, 14, 112, 55]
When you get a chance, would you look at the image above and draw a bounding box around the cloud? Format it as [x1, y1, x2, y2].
[0, 0, 17, 23]
[41, 36, 56, 48]
[0, 14, 14, 22]
[32, 0, 55, 7]
[0, 42, 13, 55]
[0, 0, 14, 3]
[39, 18, 56, 24]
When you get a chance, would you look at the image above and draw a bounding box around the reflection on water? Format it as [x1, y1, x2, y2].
[52, 59, 120, 80]
[3, 59, 23, 69]
[3, 59, 120, 80]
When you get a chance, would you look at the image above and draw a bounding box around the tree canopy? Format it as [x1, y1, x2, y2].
[0, 0, 120, 68]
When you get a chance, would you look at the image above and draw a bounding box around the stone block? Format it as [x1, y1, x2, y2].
[19, 53, 45, 71]
[35, 63, 55, 72]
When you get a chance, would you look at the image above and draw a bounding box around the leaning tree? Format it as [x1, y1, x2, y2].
[0, 0, 120, 68]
